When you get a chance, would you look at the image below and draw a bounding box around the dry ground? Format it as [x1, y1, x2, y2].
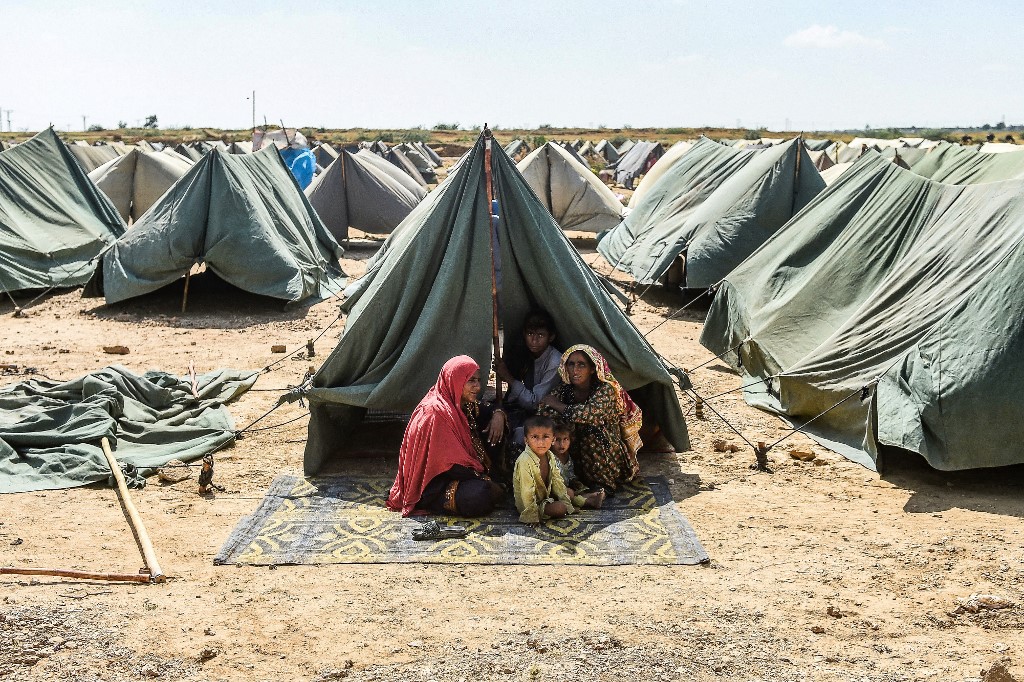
[1, 235, 1022, 682]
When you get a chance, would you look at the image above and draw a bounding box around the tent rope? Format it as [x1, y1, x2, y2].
[260, 311, 343, 374]
[642, 284, 718, 338]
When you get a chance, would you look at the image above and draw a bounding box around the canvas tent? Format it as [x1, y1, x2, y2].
[386, 147, 429, 188]
[174, 144, 204, 163]
[301, 131, 689, 474]
[909, 143, 1024, 183]
[629, 140, 694, 207]
[67, 142, 122, 173]
[594, 139, 619, 163]
[504, 139, 530, 161]
[396, 143, 437, 182]
[92, 146, 345, 305]
[306, 149, 426, 240]
[88, 149, 194, 222]
[0, 128, 125, 295]
[598, 137, 824, 287]
[609, 141, 663, 189]
[516, 141, 626, 233]
[701, 151, 1024, 472]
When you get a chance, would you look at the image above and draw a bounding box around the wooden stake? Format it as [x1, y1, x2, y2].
[181, 268, 192, 313]
[483, 126, 503, 405]
[100, 437, 166, 583]
[0, 566, 150, 584]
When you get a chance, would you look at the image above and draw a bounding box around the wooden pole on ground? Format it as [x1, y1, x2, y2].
[483, 125, 502, 405]
[0, 566, 151, 584]
[100, 437, 166, 583]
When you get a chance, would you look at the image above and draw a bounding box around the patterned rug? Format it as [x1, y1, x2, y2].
[214, 474, 709, 566]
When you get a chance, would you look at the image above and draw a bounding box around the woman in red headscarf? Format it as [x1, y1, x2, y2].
[387, 356, 507, 517]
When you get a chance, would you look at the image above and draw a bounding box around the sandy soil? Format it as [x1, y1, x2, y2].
[1, 233, 1022, 682]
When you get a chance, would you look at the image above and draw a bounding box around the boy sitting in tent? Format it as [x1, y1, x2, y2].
[494, 309, 562, 448]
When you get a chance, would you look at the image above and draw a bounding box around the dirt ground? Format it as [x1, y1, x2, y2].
[1, 229, 1022, 682]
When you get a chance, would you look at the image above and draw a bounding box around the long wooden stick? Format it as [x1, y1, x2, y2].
[0, 566, 150, 584]
[181, 268, 192, 313]
[483, 126, 502, 405]
[100, 437, 166, 583]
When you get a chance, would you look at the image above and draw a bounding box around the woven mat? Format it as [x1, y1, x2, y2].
[215, 474, 709, 566]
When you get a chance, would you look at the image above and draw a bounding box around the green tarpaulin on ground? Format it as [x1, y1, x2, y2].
[598, 137, 824, 287]
[94, 145, 346, 305]
[0, 365, 258, 493]
[302, 132, 689, 474]
[701, 151, 1024, 472]
[0, 128, 125, 296]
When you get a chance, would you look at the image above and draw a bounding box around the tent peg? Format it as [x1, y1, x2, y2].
[751, 441, 773, 473]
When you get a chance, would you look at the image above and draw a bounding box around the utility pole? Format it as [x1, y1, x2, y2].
[82, 115, 87, 131]
[6, 110, 11, 133]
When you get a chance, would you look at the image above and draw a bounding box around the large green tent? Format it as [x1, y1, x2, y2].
[701, 151, 1024, 471]
[0, 128, 125, 296]
[598, 137, 824, 288]
[93, 145, 345, 305]
[302, 132, 689, 474]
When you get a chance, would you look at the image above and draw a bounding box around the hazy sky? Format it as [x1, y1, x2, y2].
[3, 0, 1022, 133]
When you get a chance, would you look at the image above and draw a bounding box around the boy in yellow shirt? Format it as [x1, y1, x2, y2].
[513, 415, 583, 524]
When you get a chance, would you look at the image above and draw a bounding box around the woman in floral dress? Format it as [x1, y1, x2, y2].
[539, 345, 642, 493]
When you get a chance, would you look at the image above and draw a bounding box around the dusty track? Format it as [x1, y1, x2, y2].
[1, 237, 1021, 682]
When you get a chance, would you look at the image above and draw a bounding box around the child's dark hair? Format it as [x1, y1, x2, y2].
[523, 414, 555, 434]
[523, 309, 556, 336]
[553, 421, 574, 437]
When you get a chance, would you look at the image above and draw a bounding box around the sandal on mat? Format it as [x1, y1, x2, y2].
[412, 520, 469, 541]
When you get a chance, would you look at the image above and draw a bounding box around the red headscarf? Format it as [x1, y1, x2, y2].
[386, 355, 485, 516]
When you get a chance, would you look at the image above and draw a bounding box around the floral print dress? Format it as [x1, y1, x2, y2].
[542, 381, 639, 491]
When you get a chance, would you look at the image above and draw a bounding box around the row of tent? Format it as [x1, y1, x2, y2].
[589, 132, 1024, 474]
[7, 121, 1024, 476]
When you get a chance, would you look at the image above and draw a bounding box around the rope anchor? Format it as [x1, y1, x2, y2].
[751, 441, 773, 473]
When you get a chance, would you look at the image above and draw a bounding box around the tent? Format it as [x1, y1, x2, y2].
[386, 147, 429, 188]
[227, 140, 253, 154]
[306, 149, 426, 240]
[313, 142, 340, 169]
[67, 142, 121, 173]
[981, 142, 1021, 154]
[594, 139, 620, 163]
[0, 128, 125, 295]
[909, 143, 1024, 183]
[629, 140, 694, 207]
[598, 137, 823, 287]
[174, 144, 204, 163]
[558, 141, 589, 167]
[301, 132, 689, 474]
[808, 149, 835, 172]
[578, 140, 596, 157]
[617, 139, 635, 155]
[609, 141, 663, 189]
[396, 143, 437, 182]
[88, 149, 194, 222]
[418, 142, 443, 167]
[504, 139, 530, 161]
[92, 146, 345, 305]
[820, 161, 853, 185]
[516, 142, 626, 234]
[701, 151, 1024, 471]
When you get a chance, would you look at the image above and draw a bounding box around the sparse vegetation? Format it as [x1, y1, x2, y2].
[143, 114, 158, 129]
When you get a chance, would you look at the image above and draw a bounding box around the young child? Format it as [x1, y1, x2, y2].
[551, 422, 605, 509]
[513, 415, 582, 524]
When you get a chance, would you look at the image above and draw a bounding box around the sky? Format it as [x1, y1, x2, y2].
[2, 0, 1022, 134]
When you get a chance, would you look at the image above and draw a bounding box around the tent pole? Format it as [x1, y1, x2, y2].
[100, 437, 166, 583]
[483, 125, 502, 405]
[791, 135, 803, 214]
[181, 267, 192, 313]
